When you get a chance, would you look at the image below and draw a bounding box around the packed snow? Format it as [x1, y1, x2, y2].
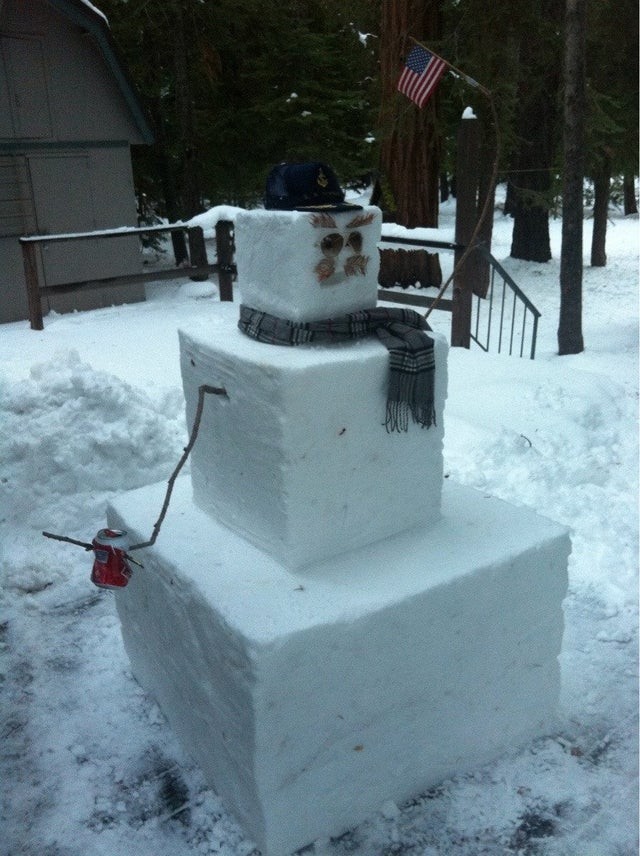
[1, 193, 638, 855]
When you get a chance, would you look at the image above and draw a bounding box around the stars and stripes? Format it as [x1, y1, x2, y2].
[397, 44, 448, 108]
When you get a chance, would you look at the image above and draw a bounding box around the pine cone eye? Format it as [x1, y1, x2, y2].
[320, 233, 344, 258]
[346, 231, 363, 253]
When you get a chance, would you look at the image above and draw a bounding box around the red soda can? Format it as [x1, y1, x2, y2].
[91, 528, 132, 589]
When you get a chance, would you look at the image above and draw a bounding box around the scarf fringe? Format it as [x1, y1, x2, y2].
[384, 358, 436, 433]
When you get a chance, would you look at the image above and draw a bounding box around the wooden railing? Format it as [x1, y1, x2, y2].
[20, 220, 235, 330]
[22, 218, 539, 357]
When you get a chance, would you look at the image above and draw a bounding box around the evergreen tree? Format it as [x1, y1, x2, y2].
[507, 0, 564, 263]
[99, 0, 379, 213]
[440, 0, 562, 262]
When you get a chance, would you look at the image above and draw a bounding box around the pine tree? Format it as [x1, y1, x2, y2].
[507, 0, 564, 263]
[440, 0, 561, 262]
[99, 0, 379, 212]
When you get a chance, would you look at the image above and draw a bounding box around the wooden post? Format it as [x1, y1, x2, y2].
[451, 115, 481, 348]
[187, 226, 209, 280]
[170, 229, 189, 266]
[215, 220, 234, 301]
[21, 240, 44, 331]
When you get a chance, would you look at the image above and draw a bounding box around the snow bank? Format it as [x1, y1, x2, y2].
[0, 350, 186, 593]
[0, 351, 185, 519]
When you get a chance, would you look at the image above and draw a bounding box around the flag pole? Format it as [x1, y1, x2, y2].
[403, 36, 501, 319]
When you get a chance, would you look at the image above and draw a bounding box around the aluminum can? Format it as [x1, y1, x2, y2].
[91, 528, 132, 589]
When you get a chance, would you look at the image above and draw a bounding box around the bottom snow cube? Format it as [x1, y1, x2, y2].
[109, 478, 569, 856]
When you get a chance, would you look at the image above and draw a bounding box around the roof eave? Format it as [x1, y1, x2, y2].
[47, 0, 155, 145]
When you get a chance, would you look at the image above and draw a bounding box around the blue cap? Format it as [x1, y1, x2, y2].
[264, 162, 362, 212]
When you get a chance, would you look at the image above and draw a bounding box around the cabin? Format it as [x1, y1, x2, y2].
[0, 0, 154, 323]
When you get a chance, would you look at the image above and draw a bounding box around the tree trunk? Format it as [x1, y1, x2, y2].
[558, 0, 586, 355]
[510, 195, 552, 262]
[149, 98, 188, 266]
[440, 173, 450, 202]
[509, 0, 562, 263]
[509, 107, 556, 260]
[504, 179, 517, 217]
[590, 153, 611, 267]
[378, 0, 442, 227]
[623, 173, 638, 216]
[378, 248, 440, 288]
[377, 1, 443, 286]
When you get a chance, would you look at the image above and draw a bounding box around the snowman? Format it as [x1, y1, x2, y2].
[111, 163, 570, 856]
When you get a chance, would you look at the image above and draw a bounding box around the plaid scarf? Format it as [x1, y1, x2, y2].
[238, 304, 436, 432]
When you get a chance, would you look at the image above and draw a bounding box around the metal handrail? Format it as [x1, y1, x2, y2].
[472, 243, 541, 360]
[378, 234, 541, 360]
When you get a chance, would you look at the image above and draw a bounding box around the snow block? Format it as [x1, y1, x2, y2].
[234, 206, 382, 323]
[109, 477, 570, 856]
[179, 304, 448, 569]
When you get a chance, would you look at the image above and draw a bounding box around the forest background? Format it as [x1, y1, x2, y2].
[99, 0, 638, 266]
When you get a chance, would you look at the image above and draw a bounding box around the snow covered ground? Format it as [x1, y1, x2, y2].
[1, 196, 638, 855]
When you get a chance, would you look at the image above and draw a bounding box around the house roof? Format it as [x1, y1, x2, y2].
[48, 0, 155, 144]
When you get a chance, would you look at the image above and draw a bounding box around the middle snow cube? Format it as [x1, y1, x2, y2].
[179, 306, 448, 570]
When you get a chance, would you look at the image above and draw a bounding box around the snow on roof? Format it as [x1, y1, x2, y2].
[79, 0, 108, 25]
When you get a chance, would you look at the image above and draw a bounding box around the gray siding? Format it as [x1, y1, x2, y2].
[0, 34, 53, 139]
[0, 155, 36, 236]
[0, 0, 150, 323]
[1, 0, 145, 144]
[0, 155, 37, 322]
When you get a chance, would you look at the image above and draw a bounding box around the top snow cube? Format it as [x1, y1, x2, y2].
[235, 206, 382, 323]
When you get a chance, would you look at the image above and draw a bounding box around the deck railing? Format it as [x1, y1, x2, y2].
[20, 221, 235, 331]
[22, 222, 539, 358]
[378, 236, 541, 360]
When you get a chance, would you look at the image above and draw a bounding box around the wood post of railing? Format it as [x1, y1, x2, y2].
[170, 228, 189, 266]
[451, 115, 480, 348]
[187, 226, 209, 281]
[21, 240, 44, 331]
[215, 220, 234, 301]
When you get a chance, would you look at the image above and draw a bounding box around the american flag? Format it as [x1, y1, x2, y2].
[397, 44, 447, 108]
